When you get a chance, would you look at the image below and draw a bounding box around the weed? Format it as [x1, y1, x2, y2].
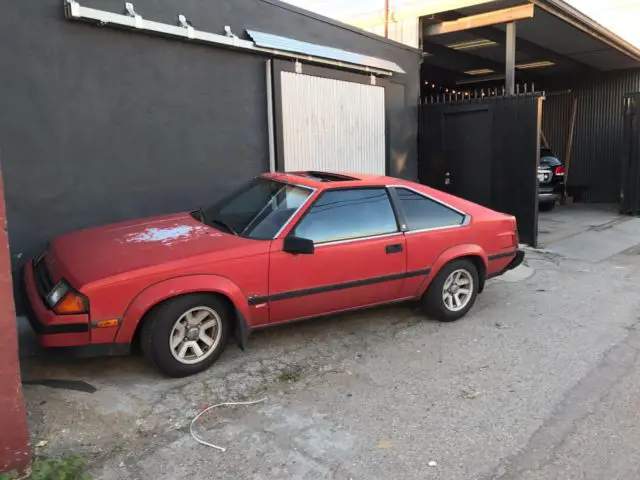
[0, 456, 90, 480]
[278, 371, 302, 383]
[459, 388, 480, 400]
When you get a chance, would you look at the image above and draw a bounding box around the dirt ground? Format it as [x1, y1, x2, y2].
[17, 204, 640, 479]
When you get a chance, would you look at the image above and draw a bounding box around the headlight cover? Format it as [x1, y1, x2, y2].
[46, 280, 89, 315]
[46, 281, 70, 309]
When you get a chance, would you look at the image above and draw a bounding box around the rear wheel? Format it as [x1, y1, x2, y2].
[423, 259, 479, 322]
[140, 294, 230, 377]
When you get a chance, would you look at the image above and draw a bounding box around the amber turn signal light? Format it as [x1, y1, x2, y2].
[53, 291, 89, 315]
[95, 319, 119, 328]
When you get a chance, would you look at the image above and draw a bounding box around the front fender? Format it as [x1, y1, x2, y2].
[419, 244, 488, 295]
[115, 275, 252, 345]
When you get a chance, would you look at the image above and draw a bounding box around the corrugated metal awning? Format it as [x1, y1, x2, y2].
[247, 29, 406, 74]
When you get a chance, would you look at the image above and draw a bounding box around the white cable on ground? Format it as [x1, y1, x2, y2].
[190, 397, 267, 452]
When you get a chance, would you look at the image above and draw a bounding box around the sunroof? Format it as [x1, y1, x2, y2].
[293, 171, 358, 182]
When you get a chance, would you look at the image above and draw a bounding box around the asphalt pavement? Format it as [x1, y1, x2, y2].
[17, 205, 640, 480]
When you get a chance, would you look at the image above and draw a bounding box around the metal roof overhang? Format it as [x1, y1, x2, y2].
[420, 0, 640, 84]
[246, 30, 405, 74]
[63, 0, 404, 76]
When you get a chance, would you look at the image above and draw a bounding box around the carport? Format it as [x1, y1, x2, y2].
[416, 0, 640, 247]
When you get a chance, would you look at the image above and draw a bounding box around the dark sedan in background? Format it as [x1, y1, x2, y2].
[538, 148, 565, 212]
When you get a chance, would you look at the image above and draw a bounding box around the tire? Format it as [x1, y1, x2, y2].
[422, 259, 479, 322]
[539, 201, 556, 212]
[140, 294, 231, 377]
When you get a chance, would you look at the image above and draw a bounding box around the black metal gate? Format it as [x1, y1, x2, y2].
[419, 89, 543, 246]
[621, 92, 640, 215]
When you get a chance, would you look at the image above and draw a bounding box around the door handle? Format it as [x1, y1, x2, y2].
[386, 244, 403, 254]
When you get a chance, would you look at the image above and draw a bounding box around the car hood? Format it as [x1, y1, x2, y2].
[46, 213, 249, 287]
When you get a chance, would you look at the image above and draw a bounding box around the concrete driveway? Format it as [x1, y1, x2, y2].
[18, 205, 640, 479]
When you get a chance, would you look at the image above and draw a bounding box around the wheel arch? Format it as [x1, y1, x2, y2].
[117, 275, 252, 349]
[464, 255, 488, 293]
[421, 244, 488, 296]
[131, 291, 243, 352]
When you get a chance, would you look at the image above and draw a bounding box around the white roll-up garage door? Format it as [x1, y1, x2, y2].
[279, 71, 386, 175]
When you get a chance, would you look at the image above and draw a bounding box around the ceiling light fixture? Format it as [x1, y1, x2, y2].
[516, 60, 555, 69]
[447, 39, 497, 50]
[464, 68, 495, 75]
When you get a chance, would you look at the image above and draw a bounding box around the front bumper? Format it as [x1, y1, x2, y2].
[23, 260, 90, 347]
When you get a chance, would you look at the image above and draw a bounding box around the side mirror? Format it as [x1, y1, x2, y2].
[283, 236, 314, 255]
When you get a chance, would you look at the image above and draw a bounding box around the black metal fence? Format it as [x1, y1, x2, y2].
[419, 88, 543, 246]
[422, 82, 539, 105]
[542, 69, 640, 203]
[621, 92, 640, 215]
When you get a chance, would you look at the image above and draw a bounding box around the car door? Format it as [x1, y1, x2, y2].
[389, 186, 470, 297]
[267, 187, 407, 324]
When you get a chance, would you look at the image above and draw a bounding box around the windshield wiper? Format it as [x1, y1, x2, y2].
[209, 218, 238, 236]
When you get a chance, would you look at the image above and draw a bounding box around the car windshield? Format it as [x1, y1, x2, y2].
[540, 149, 561, 167]
[540, 155, 561, 168]
[202, 178, 312, 240]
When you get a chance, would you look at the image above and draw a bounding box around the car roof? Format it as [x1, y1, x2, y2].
[262, 171, 413, 190]
[261, 170, 498, 220]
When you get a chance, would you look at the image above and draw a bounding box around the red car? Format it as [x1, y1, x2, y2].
[24, 171, 523, 377]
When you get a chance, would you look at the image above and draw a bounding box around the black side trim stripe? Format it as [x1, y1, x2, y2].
[26, 316, 89, 335]
[488, 250, 517, 261]
[47, 323, 89, 334]
[249, 268, 432, 305]
[487, 249, 525, 279]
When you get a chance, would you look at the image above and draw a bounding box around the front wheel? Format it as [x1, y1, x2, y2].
[140, 294, 231, 377]
[422, 259, 479, 322]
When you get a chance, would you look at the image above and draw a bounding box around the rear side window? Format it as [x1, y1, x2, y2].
[395, 188, 465, 231]
[294, 188, 398, 244]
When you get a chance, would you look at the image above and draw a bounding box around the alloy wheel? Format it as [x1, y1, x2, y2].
[442, 269, 474, 312]
[169, 306, 223, 365]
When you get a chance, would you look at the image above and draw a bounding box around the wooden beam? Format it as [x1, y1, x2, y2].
[425, 4, 534, 36]
[384, 0, 389, 38]
[563, 97, 578, 200]
[505, 22, 517, 95]
[541, 129, 550, 149]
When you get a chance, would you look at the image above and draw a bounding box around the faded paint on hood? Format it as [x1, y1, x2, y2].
[45, 213, 254, 288]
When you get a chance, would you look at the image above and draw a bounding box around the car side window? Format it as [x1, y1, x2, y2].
[395, 187, 465, 231]
[293, 188, 398, 244]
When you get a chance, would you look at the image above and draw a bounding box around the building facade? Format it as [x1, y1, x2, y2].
[0, 0, 421, 296]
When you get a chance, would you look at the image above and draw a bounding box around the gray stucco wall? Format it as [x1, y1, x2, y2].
[0, 0, 420, 298]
